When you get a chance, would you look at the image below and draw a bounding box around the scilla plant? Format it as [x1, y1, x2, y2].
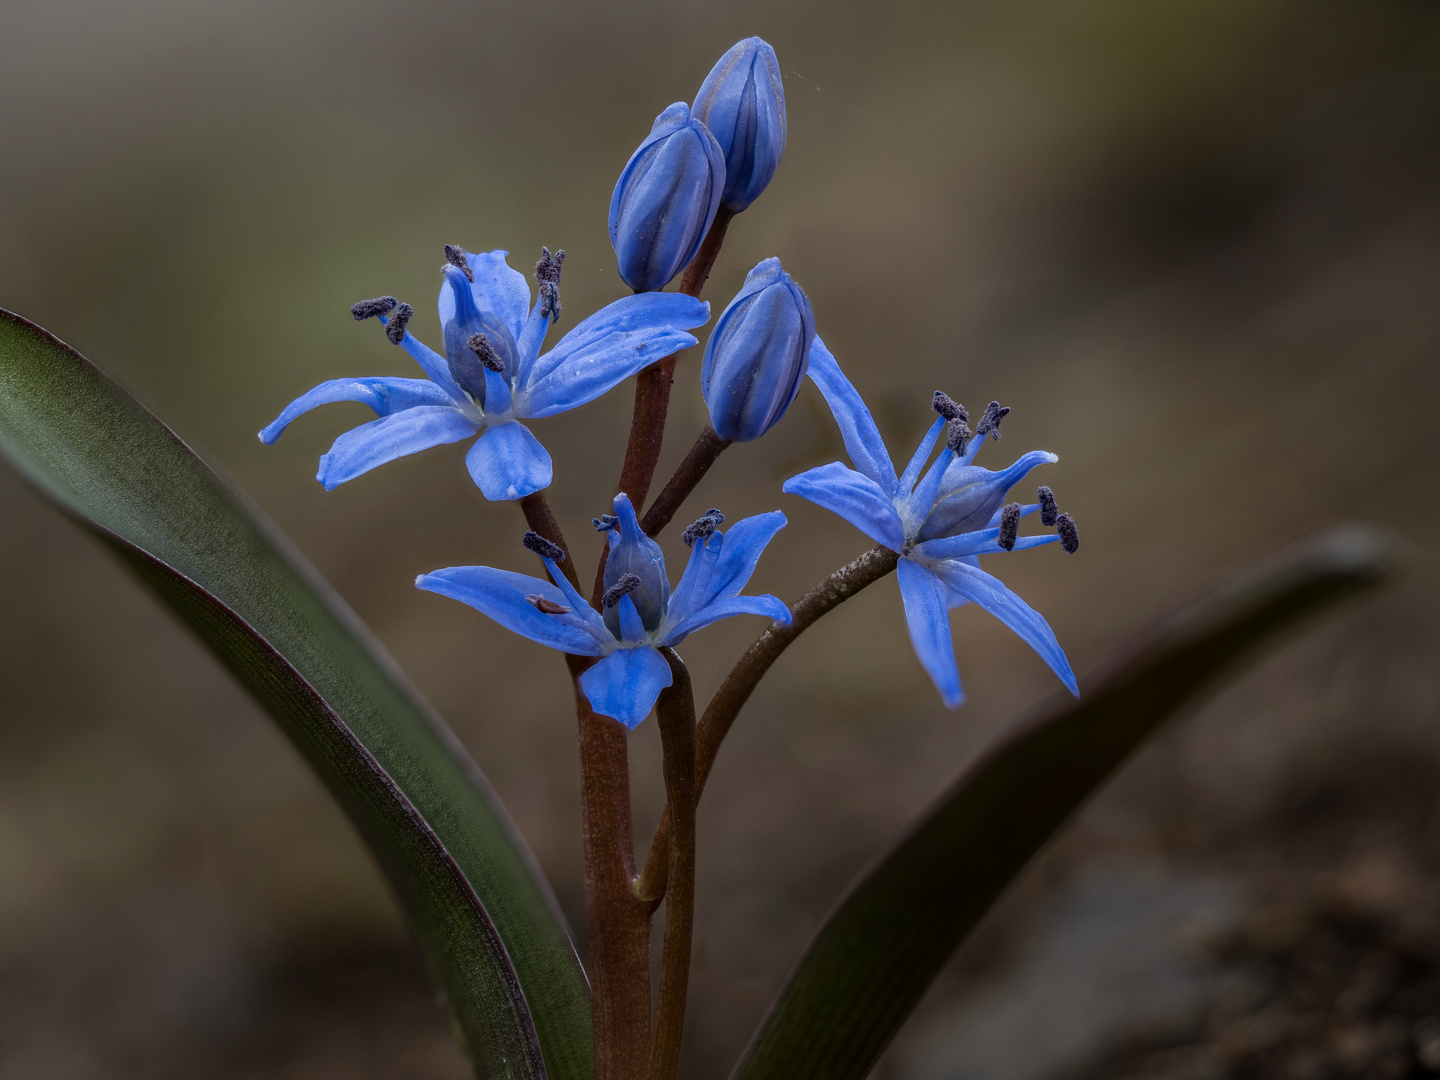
[0, 34, 1386, 1080]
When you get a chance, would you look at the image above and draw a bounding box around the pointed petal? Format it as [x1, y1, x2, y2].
[666, 530, 724, 629]
[316, 406, 477, 489]
[415, 565, 608, 656]
[662, 592, 791, 646]
[929, 558, 1078, 696]
[897, 417, 945, 496]
[804, 336, 897, 494]
[701, 511, 788, 605]
[897, 558, 964, 709]
[579, 647, 674, 729]
[464, 250, 532, 343]
[783, 462, 905, 551]
[259, 377, 457, 443]
[465, 421, 553, 501]
[522, 293, 710, 417]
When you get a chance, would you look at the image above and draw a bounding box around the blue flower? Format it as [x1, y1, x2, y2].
[260, 248, 709, 501]
[417, 495, 791, 728]
[702, 257, 814, 442]
[692, 37, 787, 214]
[782, 338, 1079, 708]
[610, 103, 726, 292]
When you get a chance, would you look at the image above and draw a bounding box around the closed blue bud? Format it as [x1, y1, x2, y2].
[609, 102, 726, 293]
[701, 257, 815, 442]
[692, 37, 787, 214]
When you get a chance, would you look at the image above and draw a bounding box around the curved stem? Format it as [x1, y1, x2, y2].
[637, 545, 900, 902]
[648, 648, 698, 1080]
[640, 424, 731, 538]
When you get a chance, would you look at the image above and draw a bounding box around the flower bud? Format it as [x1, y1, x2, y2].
[692, 37, 786, 214]
[701, 257, 815, 443]
[609, 102, 726, 293]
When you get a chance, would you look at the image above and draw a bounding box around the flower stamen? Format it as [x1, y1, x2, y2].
[592, 514, 619, 532]
[351, 296, 397, 321]
[1038, 486, 1059, 527]
[522, 531, 567, 562]
[681, 508, 726, 547]
[975, 400, 1010, 440]
[385, 302, 414, 345]
[998, 502, 1021, 551]
[932, 391, 968, 423]
[536, 246, 565, 322]
[444, 245, 474, 283]
[1057, 513, 1079, 554]
[526, 594, 571, 615]
[468, 333, 505, 372]
[945, 417, 972, 454]
[602, 573, 642, 609]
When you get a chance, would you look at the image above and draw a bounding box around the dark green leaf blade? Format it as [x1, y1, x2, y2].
[0, 310, 592, 1079]
[734, 526, 1388, 1080]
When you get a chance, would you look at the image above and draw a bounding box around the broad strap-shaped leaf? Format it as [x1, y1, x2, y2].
[0, 310, 592, 1080]
[733, 526, 1388, 1080]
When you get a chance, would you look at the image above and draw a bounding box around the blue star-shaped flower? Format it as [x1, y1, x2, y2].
[416, 494, 792, 728]
[260, 248, 710, 501]
[783, 338, 1079, 708]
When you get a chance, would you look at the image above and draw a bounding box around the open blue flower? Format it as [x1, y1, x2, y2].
[260, 248, 710, 501]
[783, 338, 1079, 708]
[416, 494, 791, 728]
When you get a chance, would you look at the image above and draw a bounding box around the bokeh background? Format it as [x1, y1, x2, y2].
[2, 2, 1439, 1077]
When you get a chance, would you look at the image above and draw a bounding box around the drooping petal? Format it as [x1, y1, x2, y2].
[259, 377, 457, 444]
[897, 558, 963, 709]
[782, 462, 906, 551]
[463, 250, 533, 344]
[415, 565, 609, 656]
[804, 336, 898, 494]
[929, 557, 1078, 696]
[464, 420, 553, 501]
[579, 647, 675, 729]
[661, 592, 791, 646]
[521, 292, 710, 416]
[316, 406, 477, 489]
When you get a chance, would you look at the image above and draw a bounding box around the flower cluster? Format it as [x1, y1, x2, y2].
[261, 36, 1080, 726]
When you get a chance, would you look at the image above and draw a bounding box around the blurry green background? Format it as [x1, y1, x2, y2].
[2, 2, 1439, 1077]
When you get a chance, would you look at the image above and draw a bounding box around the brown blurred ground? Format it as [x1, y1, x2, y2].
[1, 1, 1438, 1077]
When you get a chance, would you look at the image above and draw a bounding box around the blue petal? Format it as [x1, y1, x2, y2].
[379, 316, 468, 403]
[692, 37, 786, 214]
[579, 647, 674, 729]
[805, 336, 898, 494]
[666, 530, 723, 628]
[415, 565, 609, 656]
[522, 292, 710, 417]
[929, 557, 1078, 696]
[465, 420, 553, 501]
[662, 593, 791, 646]
[616, 593, 648, 645]
[463, 250, 532, 344]
[316, 406, 477, 489]
[897, 558, 963, 709]
[513, 299, 551, 383]
[782, 462, 906, 551]
[920, 451, 1059, 542]
[896, 417, 945, 496]
[944, 555, 981, 610]
[259, 377, 457, 444]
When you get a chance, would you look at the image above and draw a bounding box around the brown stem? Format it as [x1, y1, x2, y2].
[569, 653, 653, 1080]
[648, 648, 697, 1080]
[640, 425, 731, 538]
[591, 211, 736, 608]
[520, 492, 581, 591]
[637, 545, 900, 902]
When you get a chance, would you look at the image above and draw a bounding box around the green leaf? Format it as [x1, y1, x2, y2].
[733, 526, 1388, 1080]
[0, 310, 592, 1080]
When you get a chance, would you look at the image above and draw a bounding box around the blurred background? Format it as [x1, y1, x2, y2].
[2, 1, 1439, 1077]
